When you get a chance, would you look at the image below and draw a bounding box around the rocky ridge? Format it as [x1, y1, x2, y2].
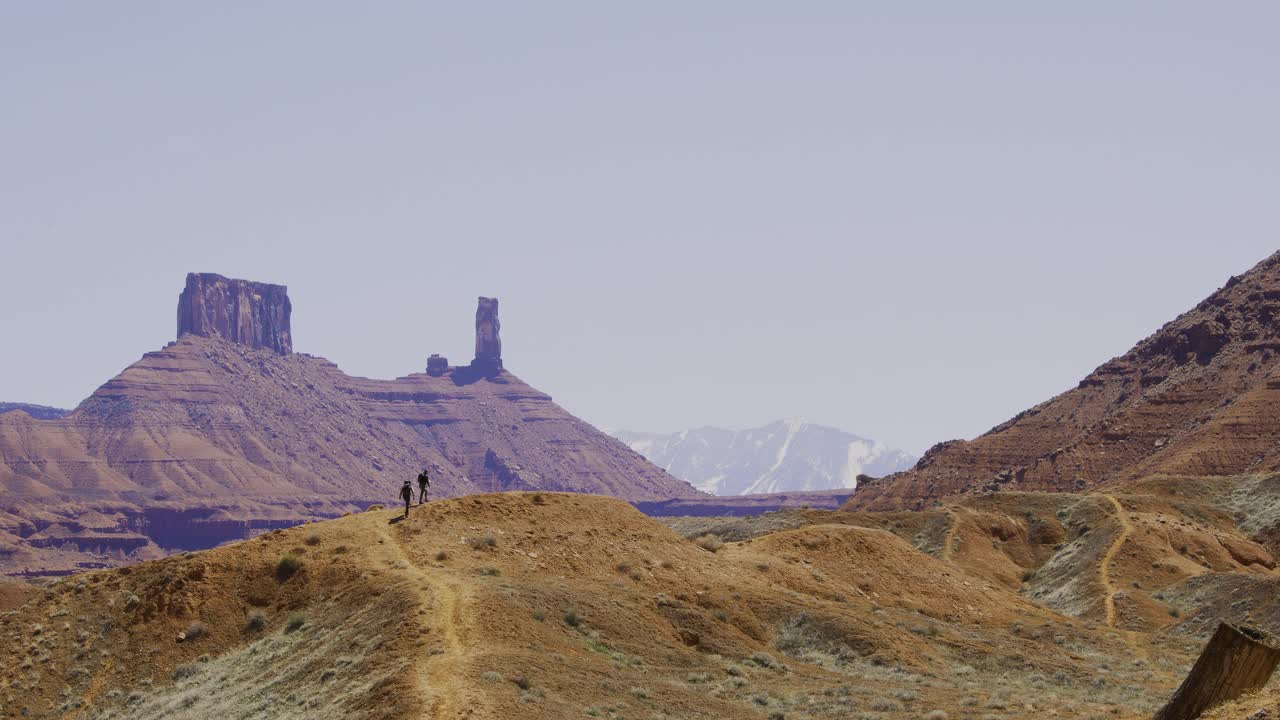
[848, 250, 1280, 511]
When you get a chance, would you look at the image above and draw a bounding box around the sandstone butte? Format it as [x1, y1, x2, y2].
[0, 273, 695, 578]
[849, 249, 1280, 512]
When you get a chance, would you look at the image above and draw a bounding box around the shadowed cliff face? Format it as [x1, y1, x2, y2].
[848, 250, 1280, 511]
[177, 272, 292, 354]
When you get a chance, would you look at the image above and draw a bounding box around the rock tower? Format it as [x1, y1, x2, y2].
[177, 273, 293, 354]
[472, 297, 502, 370]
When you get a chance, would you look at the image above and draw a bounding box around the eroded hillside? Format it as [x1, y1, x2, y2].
[0, 493, 1195, 719]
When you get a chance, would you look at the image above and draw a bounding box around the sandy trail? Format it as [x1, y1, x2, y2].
[1099, 493, 1131, 628]
[941, 510, 960, 561]
[373, 522, 469, 719]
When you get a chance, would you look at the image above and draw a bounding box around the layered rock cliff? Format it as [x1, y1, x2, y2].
[847, 250, 1280, 511]
[176, 272, 292, 353]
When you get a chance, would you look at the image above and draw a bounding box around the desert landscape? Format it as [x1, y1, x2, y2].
[6, 255, 1280, 718]
[5, 4, 1280, 718]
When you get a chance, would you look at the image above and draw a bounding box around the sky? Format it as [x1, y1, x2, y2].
[1, 3, 1278, 456]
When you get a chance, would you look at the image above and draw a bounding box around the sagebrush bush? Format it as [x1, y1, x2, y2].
[694, 534, 724, 553]
[285, 612, 306, 633]
[467, 535, 497, 550]
[245, 609, 268, 631]
[304, 532, 321, 546]
[276, 554, 302, 581]
[563, 609, 580, 627]
[182, 621, 206, 641]
[172, 663, 200, 681]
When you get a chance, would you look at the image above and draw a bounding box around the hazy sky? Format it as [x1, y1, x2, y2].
[2, 3, 1278, 455]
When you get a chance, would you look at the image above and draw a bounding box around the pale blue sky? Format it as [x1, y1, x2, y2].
[2, 3, 1277, 454]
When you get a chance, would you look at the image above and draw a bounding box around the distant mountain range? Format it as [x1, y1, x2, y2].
[612, 419, 916, 496]
[0, 403, 70, 420]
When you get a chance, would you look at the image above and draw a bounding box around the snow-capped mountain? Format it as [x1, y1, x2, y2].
[612, 419, 916, 496]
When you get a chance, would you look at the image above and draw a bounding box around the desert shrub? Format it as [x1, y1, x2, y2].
[563, 609, 580, 627]
[694, 534, 724, 553]
[182, 621, 206, 641]
[870, 698, 902, 711]
[172, 663, 201, 681]
[285, 612, 306, 633]
[615, 562, 631, 574]
[482, 671, 504, 682]
[532, 610, 545, 622]
[768, 713, 786, 720]
[477, 567, 500, 576]
[511, 676, 531, 690]
[750, 652, 778, 668]
[245, 609, 268, 631]
[660, 560, 674, 569]
[334, 545, 350, 554]
[628, 687, 649, 698]
[925, 711, 949, 720]
[275, 554, 302, 581]
[304, 532, 321, 546]
[467, 535, 497, 550]
[531, 493, 546, 505]
[715, 610, 729, 622]
[1169, 607, 1181, 618]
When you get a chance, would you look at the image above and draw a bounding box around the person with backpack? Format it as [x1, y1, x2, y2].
[399, 479, 413, 518]
[417, 469, 431, 504]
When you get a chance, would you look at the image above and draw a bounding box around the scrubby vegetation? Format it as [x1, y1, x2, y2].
[275, 554, 302, 581]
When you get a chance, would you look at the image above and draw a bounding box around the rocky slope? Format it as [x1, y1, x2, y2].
[0, 275, 694, 578]
[615, 420, 915, 495]
[848, 250, 1280, 511]
[0, 492, 1194, 720]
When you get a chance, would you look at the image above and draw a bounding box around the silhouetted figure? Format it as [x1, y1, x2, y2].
[400, 480, 413, 518]
[417, 470, 431, 504]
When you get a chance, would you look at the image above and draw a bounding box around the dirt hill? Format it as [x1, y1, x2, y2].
[0, 275, 693, 578]
[0, 492, 1200, 720]
[849, 250, 1280, 511]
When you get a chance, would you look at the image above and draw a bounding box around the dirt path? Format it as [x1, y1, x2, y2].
[941, 510, 960, 561]
[1099, 493, 1132, 629]
[372, 523, 468, 719]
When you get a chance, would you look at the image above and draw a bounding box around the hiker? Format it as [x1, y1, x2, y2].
[400, 479, 413, 517]
[417, 469, 431, 504]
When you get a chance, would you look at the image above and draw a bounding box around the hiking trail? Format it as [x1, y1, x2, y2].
[373, 523, 468, 719]
[1099, 493, 1132, 630]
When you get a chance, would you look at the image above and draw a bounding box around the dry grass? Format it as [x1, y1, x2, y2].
[694, 534, 724, 553]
